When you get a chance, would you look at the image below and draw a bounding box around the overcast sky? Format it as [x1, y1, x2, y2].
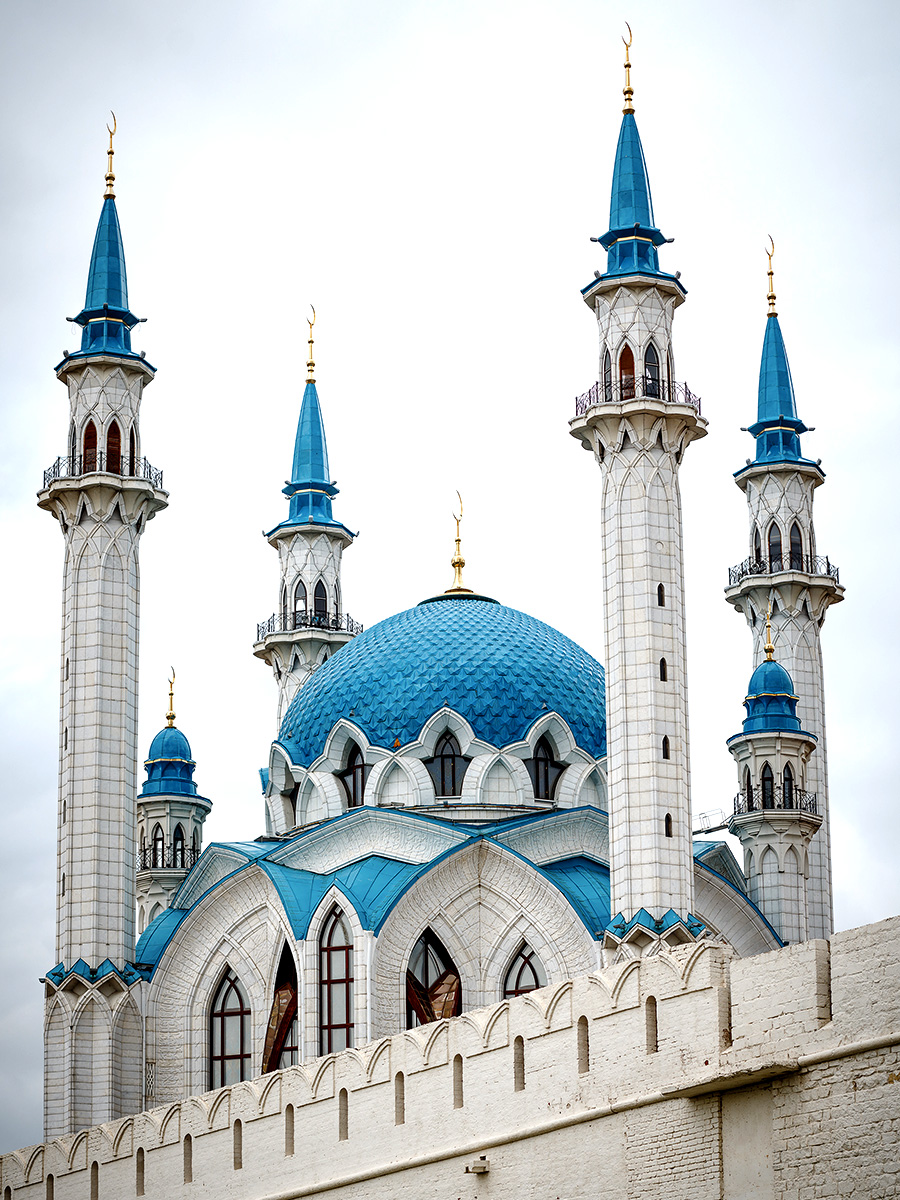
[1, 0, 898, 1153]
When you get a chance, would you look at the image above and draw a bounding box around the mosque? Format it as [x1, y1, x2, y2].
[6, 35, 897, 1200]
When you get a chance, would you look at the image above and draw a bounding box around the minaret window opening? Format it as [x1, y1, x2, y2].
[657, 584, 665, 606]
[666, 348, 674, 398]
[313, 580, 328, 627]
[280, 585, 289, 628]
[761, 762, 775, 809]
[768, 523, 783, 571]
[603, 349, 613, 401]
[783, 763, 795, 808]
[754, 526, 763, 564]
[262, 943, 299, 1072]
[152, 823, 165, 868]
[661, 736, 670, 760]
[320, 908, 354, 1053]
[406, 929, 461, 1028]
[618, 344, 636, 400]
[106, 420, 121, 474]
[644, 342, 660, 398]
[338, 745, 366, 808]
[664, 813, 673, 837]
[425, 732, 470, 798]
[659, 658, 668, 681]
[293, 581, 307, 628]
[68, 421, 77, 461]
[192, 829, 200, 858]
[128, 426, 136, 476]
[744, 767, 754, 811]
[61, 872, 65, 896]
[503, 943, 546, 997]
[83, 420, 97, 472]
[334, 580, 342, 619]
[173, 824, 185, 869]
[790, 522, 804, 570]
[210, 968, 251, 1087]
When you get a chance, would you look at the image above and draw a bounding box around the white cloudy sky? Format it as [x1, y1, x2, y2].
[1, 0, 898, 1152]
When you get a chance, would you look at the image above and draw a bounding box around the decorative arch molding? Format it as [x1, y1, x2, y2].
[484, 917, 558, 1004]
[516, 712, 590, 764]
[314, 718, 378, 774]
[372, 840, 599, 1036]
[553, 761, 608, 811]
[367, 756, 433, 808]
[493, 807, 609, 868]
[459, 753, 531, 806]
[415, 708, 486, 759]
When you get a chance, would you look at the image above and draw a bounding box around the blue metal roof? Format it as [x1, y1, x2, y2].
[133, 909, 189, 968]
[740, 658, 804, 734]
[276, 594, 607, 765]
[141, 724, 207, 800]
[539, 855, 610, 935]
[595, 112, 670, 280]
[746, 315, 809, 465]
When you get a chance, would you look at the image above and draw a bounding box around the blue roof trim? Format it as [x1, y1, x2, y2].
[606, 907, 706, 938]
[44, 957, 145, 986]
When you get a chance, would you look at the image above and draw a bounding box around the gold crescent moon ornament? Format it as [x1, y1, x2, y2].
[104, 111, 117, 198]
[306, 305, 316, 382]
[622, 22, 635, 114]
[107, 111, 117, 138]
[308, 304, 316, 330]
[766, 236, 777, 316]
[166, 668, 176, 727]
[623, 21, 632, 49]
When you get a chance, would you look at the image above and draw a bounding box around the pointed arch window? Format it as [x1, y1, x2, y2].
[761, 762, 775, 809]
[425, 732, 469, 798]
[338, 744, 366, 808]
[659, 657, 668, 682]
[644, 342, 660, 398]
[293, 581, 307, 628]
[525, 735, 563, 801]
[192, 829, 200, 858]
[263, 943, 299, 1072]
[754, 526, 763, 564]
[790, 522, 803, 571]
[406, 929, 461, 1028]
[210, 969, 251, 1087]
[603, 349, 613, 401]
[313, 581, 328, 626]
[661, 735, 670, 760]
[281, 585, 289, 627]
[83, 421, 97, 472]
[334, 580, 342, 619]
[664, 813, 673, 837]
[320, 909, 354, 1053]
[173, 824, 185, 869]
[152, 823, 165, 869]
[106, 420, 122, 475]
[128, 426, 136, 476]
[657, 584, 666, 606]
[503, 943, 546, 998]
[782, 763, 795, 808]
[618, 344, 636, 399]
[768, 523, 782, 571]
[744, 767, 754, 811]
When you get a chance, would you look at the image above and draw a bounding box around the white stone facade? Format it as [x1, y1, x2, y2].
[136, 790, 211, 934]
[6, 915, 898, 1200]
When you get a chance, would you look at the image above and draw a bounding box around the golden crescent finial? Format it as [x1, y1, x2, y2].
[104, 110, 117, 199]
[764, 605, 775, 661]
[766, 235, 778, 317]
[445, 490, 473, 595]
[306, 305, 316, 383]
[622, 23, 635, 114]
[166, 668, 176, 727]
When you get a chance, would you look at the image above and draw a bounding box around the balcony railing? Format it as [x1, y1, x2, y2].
[728, 555, 840, 588]
[43, 452, 164, 490]
[137, 844, 201, 871]
[256, 610, 364, 641]
[733, 785, 818, 817]
[575, 375, 701, 417]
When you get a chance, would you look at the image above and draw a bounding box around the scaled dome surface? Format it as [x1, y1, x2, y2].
[277, 596, 606, 766]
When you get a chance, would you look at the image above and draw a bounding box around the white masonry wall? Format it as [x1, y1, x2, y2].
[4, 915, 898, 1200]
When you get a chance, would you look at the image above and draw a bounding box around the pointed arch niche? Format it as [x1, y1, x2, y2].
[618, 344, 636, 399]
[262, 943, 298, 1072]
[83, 420, 97, 472]
[106, 420, 122, 474]
[406, 929, 461, 1028]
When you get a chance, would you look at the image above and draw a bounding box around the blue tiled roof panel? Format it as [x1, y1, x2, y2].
[85, 197, 129, 311]
[277, 596, 606, 764]
[540, 855, 610, 937]
[610, 112, 655, 229]
[134, 908, 189, 967]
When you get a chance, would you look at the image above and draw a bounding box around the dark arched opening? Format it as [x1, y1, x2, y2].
[406, 929, 461, 1028]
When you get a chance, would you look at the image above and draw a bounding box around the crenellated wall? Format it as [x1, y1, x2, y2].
[4, 916, 898, 1200]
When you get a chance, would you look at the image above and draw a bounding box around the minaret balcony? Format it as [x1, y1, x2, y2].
[728, 555, 840, 588]
[256, 609, 364, 641]
[733, 785, 818, 817]
[43, 452, 164, 491]
[137, 844, 201, 872]
[575, 375, 701, 417]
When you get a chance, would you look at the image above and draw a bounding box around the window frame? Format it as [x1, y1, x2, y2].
[209, 968, 252, 1089]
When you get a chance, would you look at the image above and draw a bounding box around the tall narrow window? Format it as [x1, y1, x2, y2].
[338, 745, 366, 808]
[790, 522, 803, 570]
[293, 581, 307, 628]
[83, 421, 97, 472]
[644, 341, 660, 397]
[210, 969, 252, 1087]
[761, 762, 775, 809]
[334, 580, 342, 618]
[61, 872, 65, 896]
[528, 735, 562, 801]
[664, 813, 673, 837]
[152, 823, 165, 869]
[503, 943, 546, 997]
[577, 1015, 590, 1074]
[768, 523, 782, 571]
[338, 1089, 349, 1141]
[136, 1147, 144, 1196]
[453, 1054, 464, 1108]
[661, 736, 670, 760]
[394, 1072, 405, 1125]
[314, 581, 328, 626]
[603, 349, 612, 400]
[281, 585, 289, 627]
[425, 732, 469, 798]
[46, 1175, 54, 1200]
[192, 829, 200, 859]
[513, 1036, 525, 1091]
[645, 996, 658, 1053]
[618, 344, 636, 399]
[754, 526, 763, 563]
[744, 767, 754, 811]
[320, 908, 354, 1053]
[173, 824, 185, 869]
[657, 584, 665, 606]
[183, 1135, 193, 1184]
[659, 657, 668, 681]
[233, 1120, 243, 1170]
[106, 420, 122, 474]
[284, 1105, 295, 1156]
[90, 1162, 98, 1200]
[69, 420, 77, 462]
[263, 943, 299, 1072]
[128, 426, 136, 476]
[406, 929, 461, 1027]
[782, 763, 794, 809]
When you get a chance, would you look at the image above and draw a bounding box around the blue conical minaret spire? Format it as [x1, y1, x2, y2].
[745, 241, 811, 466]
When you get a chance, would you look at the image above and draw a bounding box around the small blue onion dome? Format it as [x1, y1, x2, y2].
[277, 595, 606, 766]
[742, 659, 801, 733]
[141, 725, 201, 797]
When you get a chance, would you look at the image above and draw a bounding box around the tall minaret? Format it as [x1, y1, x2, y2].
[254, 310, 359, 732]
[724, 243, 843, 939]
[570, 32, 707, 954]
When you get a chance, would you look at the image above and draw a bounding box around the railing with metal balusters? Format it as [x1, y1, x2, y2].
[137, 844, 201, 871]
[728, 555, 840, 587]
[575, 376, 701, 417]
[733, 785, 818, 816]
[256, 610, 364, 641]
[43, 452, 164, 490]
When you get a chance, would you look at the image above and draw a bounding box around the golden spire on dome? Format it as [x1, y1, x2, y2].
[166, 668, 176, 727]
[307, 305, 316, 383]
[444, 491, 474, 595]
[766, 235, 778, 317]
[104, 111, 117, 199]
[622, 23, 635, 114]
[764, 606, 775, 661]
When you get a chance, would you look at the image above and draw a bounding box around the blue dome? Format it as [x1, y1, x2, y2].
[141, 725, 202, 798]
[277, 596, 606, 765]
[147, 726, 192, 762]
[742, 659, 801, 733]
